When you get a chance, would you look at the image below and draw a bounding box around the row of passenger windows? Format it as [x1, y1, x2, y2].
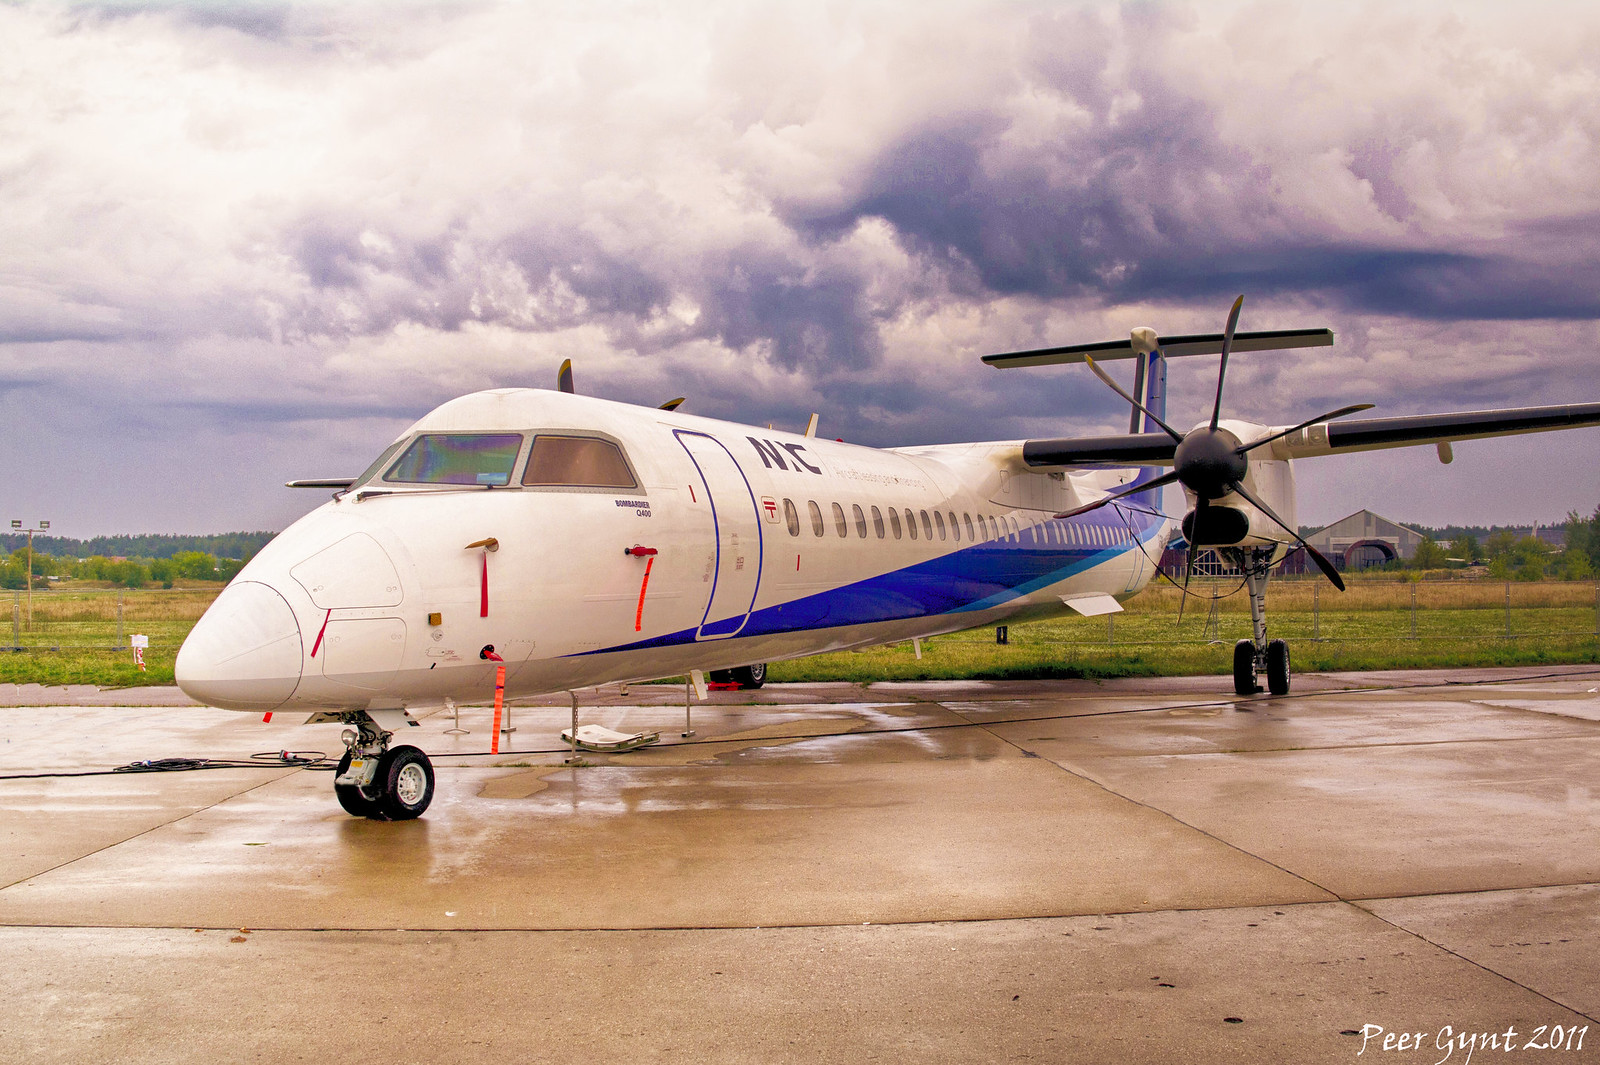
[777, 499, 1137, 547]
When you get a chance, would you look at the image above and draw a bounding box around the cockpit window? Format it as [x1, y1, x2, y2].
[383, 433, 524, 486]
[522, 435, 637, 488]
[353, 439, 410, 489]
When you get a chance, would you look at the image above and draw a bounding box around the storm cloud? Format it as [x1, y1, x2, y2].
[4, 0, 1600, 533]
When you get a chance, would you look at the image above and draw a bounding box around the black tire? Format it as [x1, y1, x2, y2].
[707, 669, 734, 684]
[1266, 639, 1291, 696]
[730, 662, 766, 690]
[1233, 640, 1258, 696]
[373, 745, 435, 821]
[333, 749, 382, 818]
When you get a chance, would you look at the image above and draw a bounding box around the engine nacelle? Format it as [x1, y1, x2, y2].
[1183, 505, 1251, 546]
[1179, 419, 1299, 554]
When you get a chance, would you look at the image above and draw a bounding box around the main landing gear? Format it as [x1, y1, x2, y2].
[333, 711, 435, 820]
[1226, 546, 1292, 697]
[708, 663, 767, 689]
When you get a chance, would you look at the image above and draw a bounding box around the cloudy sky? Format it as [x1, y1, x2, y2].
[5, 0, 1600, 537]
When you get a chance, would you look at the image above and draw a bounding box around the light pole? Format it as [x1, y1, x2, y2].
[11, 520, 49, 630]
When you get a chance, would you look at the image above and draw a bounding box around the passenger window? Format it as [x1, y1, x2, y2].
[986, 516, 997, 540]
[920, 510, 933, 539]
[522, 435, 636, 488]
[872, 506, 886, 539]
[963, 514, 974, 540]
[783, 498, 800, 536]
[949, 512, 960, 542]
[905, 508, 918, 540]
[387, 433, 523, 486]
[832, 502, 848, 537]
[889, 508, 902, 539]
[851, 504, 866, 538]
[808, 500, 825, 536]
[934, 511, 946, 541]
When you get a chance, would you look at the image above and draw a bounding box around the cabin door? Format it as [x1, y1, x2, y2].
[675, 431, 763, 639]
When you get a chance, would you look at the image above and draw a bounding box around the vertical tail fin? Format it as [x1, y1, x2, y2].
[1125, 337, 1167, 509]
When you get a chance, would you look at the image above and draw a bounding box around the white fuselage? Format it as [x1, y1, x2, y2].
[176, 388, 1181, 714]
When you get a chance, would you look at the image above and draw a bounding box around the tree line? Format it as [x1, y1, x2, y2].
[1368, 507, 1600, 580]
[0, 531, 275, 561]
[0, 533, 276, 590]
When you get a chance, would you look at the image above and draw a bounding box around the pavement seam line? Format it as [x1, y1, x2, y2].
[1347, 899, 1600, 1025]
[0, 768, 305, 893]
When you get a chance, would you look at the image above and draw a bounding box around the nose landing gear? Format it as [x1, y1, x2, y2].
[1227, 546, 1293, 697]
[333, 712, 436, 820]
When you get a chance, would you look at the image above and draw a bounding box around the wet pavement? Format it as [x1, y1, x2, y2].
[4, 666, 1600, 1062]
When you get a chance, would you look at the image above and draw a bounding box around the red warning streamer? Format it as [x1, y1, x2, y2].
[633, 556, 655, 632]
[480, 552, 489, 618]
[309, 609, 332, 658]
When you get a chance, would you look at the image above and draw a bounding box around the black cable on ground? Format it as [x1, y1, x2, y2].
[0, 751, 331, 781]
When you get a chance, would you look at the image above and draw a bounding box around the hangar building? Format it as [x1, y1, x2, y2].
[1302, 509, 1426, 569]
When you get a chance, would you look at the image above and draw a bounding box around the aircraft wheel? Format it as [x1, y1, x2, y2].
[374, 745, 435, 821]
[333, 749, 382, 818]
[1266, 639, 1291, 696]
[731, 663, 766, 690]
[1232, 640, 1258, 696]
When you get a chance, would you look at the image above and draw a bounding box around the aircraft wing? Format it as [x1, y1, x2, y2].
[1021, 401, 1600, 469]
[1288, 402, 1600, 456]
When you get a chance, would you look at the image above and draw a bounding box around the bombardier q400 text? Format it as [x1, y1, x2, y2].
[175, 297, 1600, 819]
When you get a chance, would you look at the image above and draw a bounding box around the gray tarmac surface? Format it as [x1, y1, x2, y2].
[4, 666, 1600, 1063]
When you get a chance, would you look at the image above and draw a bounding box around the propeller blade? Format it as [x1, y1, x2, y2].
[1083, 355, 1185, 442]
[1226, 480, 1346, 591]
[1235, 404, 1375, 455]
[1210, 295, 1244, 431]
[659, 397, 686, 411]
[1054, 469, 1182, 519]
[557, 359, 575, 394]
[1178, 497, 1206, 624]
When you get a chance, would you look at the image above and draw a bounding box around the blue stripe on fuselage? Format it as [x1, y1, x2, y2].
[575, 511, 1168, 657]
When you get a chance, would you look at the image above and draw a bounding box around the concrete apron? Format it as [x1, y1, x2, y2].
[3, 666, 1600, 1062]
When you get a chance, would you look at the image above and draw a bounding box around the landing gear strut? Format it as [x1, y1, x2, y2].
[333, 711, 435, 820]
[1225, 546, 1292, 697]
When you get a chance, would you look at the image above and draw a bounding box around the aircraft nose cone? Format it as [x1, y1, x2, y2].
[176, 581, 304, 710]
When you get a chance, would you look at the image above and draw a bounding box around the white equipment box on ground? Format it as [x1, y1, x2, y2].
[560, 724, 661, 752]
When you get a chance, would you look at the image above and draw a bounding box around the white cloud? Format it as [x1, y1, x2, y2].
[3, 0, 1600, 533]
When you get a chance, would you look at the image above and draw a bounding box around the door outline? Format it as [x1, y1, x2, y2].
[675, 430, 764, 640]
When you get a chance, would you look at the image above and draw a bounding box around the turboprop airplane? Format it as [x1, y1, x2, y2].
[175, 296, 1600, 820]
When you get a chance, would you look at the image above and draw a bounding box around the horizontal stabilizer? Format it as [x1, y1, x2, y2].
[984, 328, 1332, 370]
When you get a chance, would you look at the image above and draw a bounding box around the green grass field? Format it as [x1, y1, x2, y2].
[1, 576, 1596, 689]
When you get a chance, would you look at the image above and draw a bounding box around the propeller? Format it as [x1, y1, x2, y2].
[1061, 295, 1362, 595]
